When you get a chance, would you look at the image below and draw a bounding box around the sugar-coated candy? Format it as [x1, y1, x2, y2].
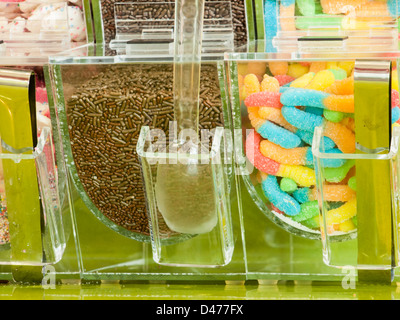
[309, 62, 327, 73]
[281, 106, 324, 132]
[281, 88, 355, 113]
[281, 0, 295, 5]
[260, 139, 308, 166]
[340, 117, 355, 132]
[324, 159, 355, 183]
[290, 72, 315, 88]
[262, 175, 301, 216]
[258, 107, 297, 132]
[287, 63, 310, 78]
[245, 130, 280, 175]
[276, 164, 316, 187]
[271, 203, 285, 215]
[291, 201, 319, 222]
[269, 61, 289, 76]
[323, 109, 344, 123]
[324, 121, 355, 153]
[280, 3, 296, 31]
[325, 76, 354, 95]
[296, 0, 316, 16]
[328, 68, 347, 80]
[293, 185, 356, 203]
[250, 113, 302, 148]
[348, 176, 356, 191]
[392, 107, 400, 124]
[337, 61, 355, 77]
[280, 88, 329, 108]
[301, 215, 321, 229]
[280, 177, 298, 193]
[320, 0, 367, 15]
[243, 74, 260, 99]
[245, 91, 283, 108]
[248, 62, 268, 80]
[260, 139, 344, 167]
[326, 197, 357, 225]
[295, 129, 336, 150]
[275, 74, 295, 86]
[338, 218, 356, 232]
[306, 69, 336, 91]
[393, 69, 399, 91]
[323, 94, 354, 113]
[279, 86, 293, 93]
[261, 74, 280, 92]
[393, 89, 400, 108]
[264, 0, 278, 49]
[305, 106, 323, 116]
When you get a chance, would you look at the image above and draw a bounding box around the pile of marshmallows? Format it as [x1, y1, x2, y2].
[0, 0, 86, 42]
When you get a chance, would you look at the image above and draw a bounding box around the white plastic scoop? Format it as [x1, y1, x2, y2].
[155, 0, 218, 234]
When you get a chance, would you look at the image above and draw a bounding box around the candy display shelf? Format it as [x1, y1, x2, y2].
[3, 0, 400, 302]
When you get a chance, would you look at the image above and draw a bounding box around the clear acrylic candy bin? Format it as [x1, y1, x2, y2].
[137, 126, 235, 267]
[255, 0, 399, 52]
[225, 46, 400, 280]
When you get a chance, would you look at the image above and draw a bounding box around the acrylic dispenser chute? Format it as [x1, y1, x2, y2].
[224, 0, 400, 283]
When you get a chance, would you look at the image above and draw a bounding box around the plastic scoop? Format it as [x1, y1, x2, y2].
[154, 0, 218, 234]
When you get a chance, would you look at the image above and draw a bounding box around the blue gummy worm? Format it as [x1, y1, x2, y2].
[264, 0, 278, 51]
[281, 0, 295, 6]
[306, 148, 346, 168]
[392, 107, 400, 124]
[305, 106, 324, 116]
[387, 0, 398, 18]
[262, 175, 301, 216]
[282, 106, 324, 132]
[257, 120, 302, 149]
[296, 129, 336, 150]
[280, 88, 330, 108]
[293, 187, 310, 204]
[279, 86, 293, 93]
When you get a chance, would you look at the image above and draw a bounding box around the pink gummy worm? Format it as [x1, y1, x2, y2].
[245, 130, 280, 175]
[244, 91, 283, 108]
[393, 89, 399, 109]
[275, 75, 295, 86]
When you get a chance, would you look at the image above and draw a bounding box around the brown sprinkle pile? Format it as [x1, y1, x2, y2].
[66, 63, 224, 235]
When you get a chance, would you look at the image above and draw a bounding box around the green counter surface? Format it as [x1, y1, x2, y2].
[0, 282, 400, 300]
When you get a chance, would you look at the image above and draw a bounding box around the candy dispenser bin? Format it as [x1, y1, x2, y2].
[91, 0, 255, 49]
[46, 43, 246, 281]
[224, 46, 400, 283]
